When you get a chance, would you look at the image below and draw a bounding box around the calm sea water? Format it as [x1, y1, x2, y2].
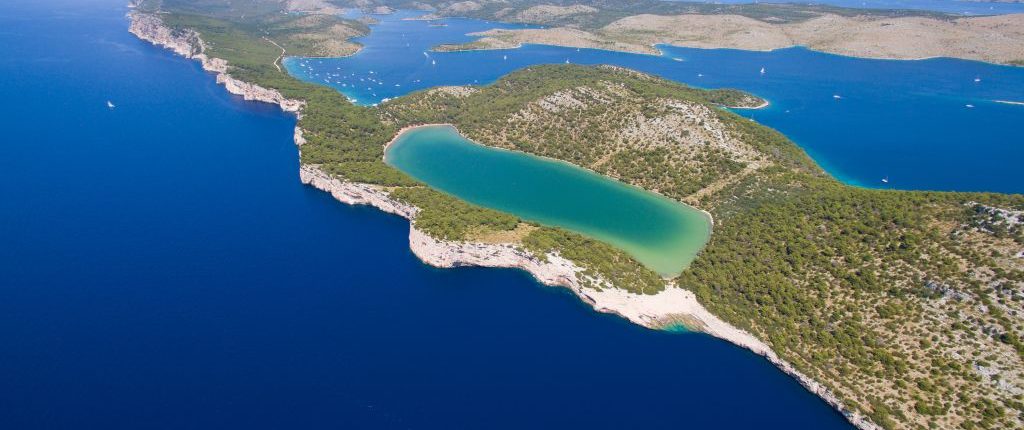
[0, 1, 852, 429]
[286, 11, 1024, 194]
[386, 125, 710, 275]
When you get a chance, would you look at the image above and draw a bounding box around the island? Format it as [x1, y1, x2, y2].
[407, 0, 1024, 65]
[128, 1, 1024, 429]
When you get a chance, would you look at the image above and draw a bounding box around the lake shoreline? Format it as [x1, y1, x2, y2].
[128, 10, 877, 430]
[384, 122, 714, 277]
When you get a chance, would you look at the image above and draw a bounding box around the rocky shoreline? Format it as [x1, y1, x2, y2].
[128, 10, 877, 430]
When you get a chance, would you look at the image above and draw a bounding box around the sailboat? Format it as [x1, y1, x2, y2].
[565, 58, 570, 64]
[881, 176, 889, 184]
[431, 59, 436, 65]
[106, 100, 115, 109]
[760, 67, 766, 75]
[503, 55, 507, 61]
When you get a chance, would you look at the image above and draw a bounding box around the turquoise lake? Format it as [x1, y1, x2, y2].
[385, 125, 711, 276]
[285, 10, 1024, 194]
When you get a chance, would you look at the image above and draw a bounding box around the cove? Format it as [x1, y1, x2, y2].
[385, 125, 711, 276]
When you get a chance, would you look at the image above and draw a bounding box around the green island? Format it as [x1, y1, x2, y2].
[132, 1, 1024, 429]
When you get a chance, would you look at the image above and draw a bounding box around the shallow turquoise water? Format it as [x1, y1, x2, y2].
[385, 125, 711, 276]
[286, 11, 1024, 194]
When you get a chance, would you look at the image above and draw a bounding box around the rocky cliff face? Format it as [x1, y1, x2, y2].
[298, 164, 417, 219]
[128, 12, 304, 113]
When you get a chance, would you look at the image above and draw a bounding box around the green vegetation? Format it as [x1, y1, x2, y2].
[390, 186, 518, 240]
[138, 3, 1024, 428]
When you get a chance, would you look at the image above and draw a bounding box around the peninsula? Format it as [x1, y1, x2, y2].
[129, 1, 1024, 429]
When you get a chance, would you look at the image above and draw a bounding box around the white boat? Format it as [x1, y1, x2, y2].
[833, 95, 842, 100]
[760, 67, 766, 75]
[966, 104, 975, 108]
[565, 58, 570, 64]
[106, 100, 115, 109]
[432, 59, 436, 65]
[697, 73, 703, 77]
[881, 176, 889, 183]
[503, 55, 507, 60]
[974, 77, 981, 83]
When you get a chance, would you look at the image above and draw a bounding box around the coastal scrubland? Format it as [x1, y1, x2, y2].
[135, 1, 1024, 429]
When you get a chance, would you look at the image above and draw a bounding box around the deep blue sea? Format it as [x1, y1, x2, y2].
[287, 10, 1024, 194]
[0, 1, 853, 428]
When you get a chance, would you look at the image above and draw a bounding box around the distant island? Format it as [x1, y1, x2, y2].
[129, 1, 1024, 429]
[416, 0, 1024, 65]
